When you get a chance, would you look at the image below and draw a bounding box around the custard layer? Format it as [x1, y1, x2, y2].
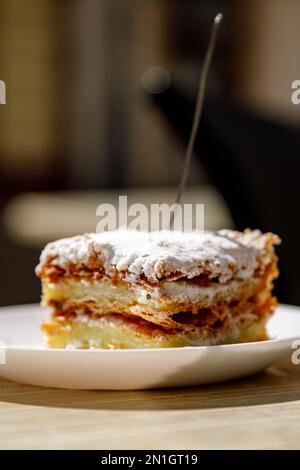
[42, 311, 269, 349]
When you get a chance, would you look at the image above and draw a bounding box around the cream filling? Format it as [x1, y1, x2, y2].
[43, 276, 258, 312]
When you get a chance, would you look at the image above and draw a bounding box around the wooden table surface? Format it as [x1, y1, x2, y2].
[1, 356, 300, 450]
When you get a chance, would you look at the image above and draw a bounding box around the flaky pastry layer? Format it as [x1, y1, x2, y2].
[36, 229, 280, 285]
[37, 229, 280, 349]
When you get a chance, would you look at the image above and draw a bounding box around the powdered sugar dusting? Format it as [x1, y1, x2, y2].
[37, 229, 279, 284]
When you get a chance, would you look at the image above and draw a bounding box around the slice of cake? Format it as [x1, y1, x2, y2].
[36, 229, 280, 349]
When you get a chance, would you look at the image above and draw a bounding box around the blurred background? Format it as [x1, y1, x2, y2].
[0, 0, 300, 306]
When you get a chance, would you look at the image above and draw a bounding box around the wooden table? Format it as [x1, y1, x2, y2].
[1, 356, 300, 449]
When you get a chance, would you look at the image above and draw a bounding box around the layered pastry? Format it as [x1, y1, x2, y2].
[36, 229, 280, 349]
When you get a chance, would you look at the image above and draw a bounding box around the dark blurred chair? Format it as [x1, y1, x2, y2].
[153, 86, 300, 305]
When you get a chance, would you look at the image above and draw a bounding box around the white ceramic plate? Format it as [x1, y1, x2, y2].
[0, 303, 299, 390]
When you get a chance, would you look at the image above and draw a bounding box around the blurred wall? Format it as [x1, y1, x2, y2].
[0, 0, 70, 191]
[233, 0, 300, 124]
[0, 0, 300, 195]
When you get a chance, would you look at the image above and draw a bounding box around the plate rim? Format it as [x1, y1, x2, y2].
[1, 302, 300, 354]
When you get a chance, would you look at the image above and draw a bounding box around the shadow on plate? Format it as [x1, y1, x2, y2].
[0, 357, 299, 411]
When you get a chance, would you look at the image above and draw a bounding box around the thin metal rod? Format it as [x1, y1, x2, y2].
[169, 13, 223, 229]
